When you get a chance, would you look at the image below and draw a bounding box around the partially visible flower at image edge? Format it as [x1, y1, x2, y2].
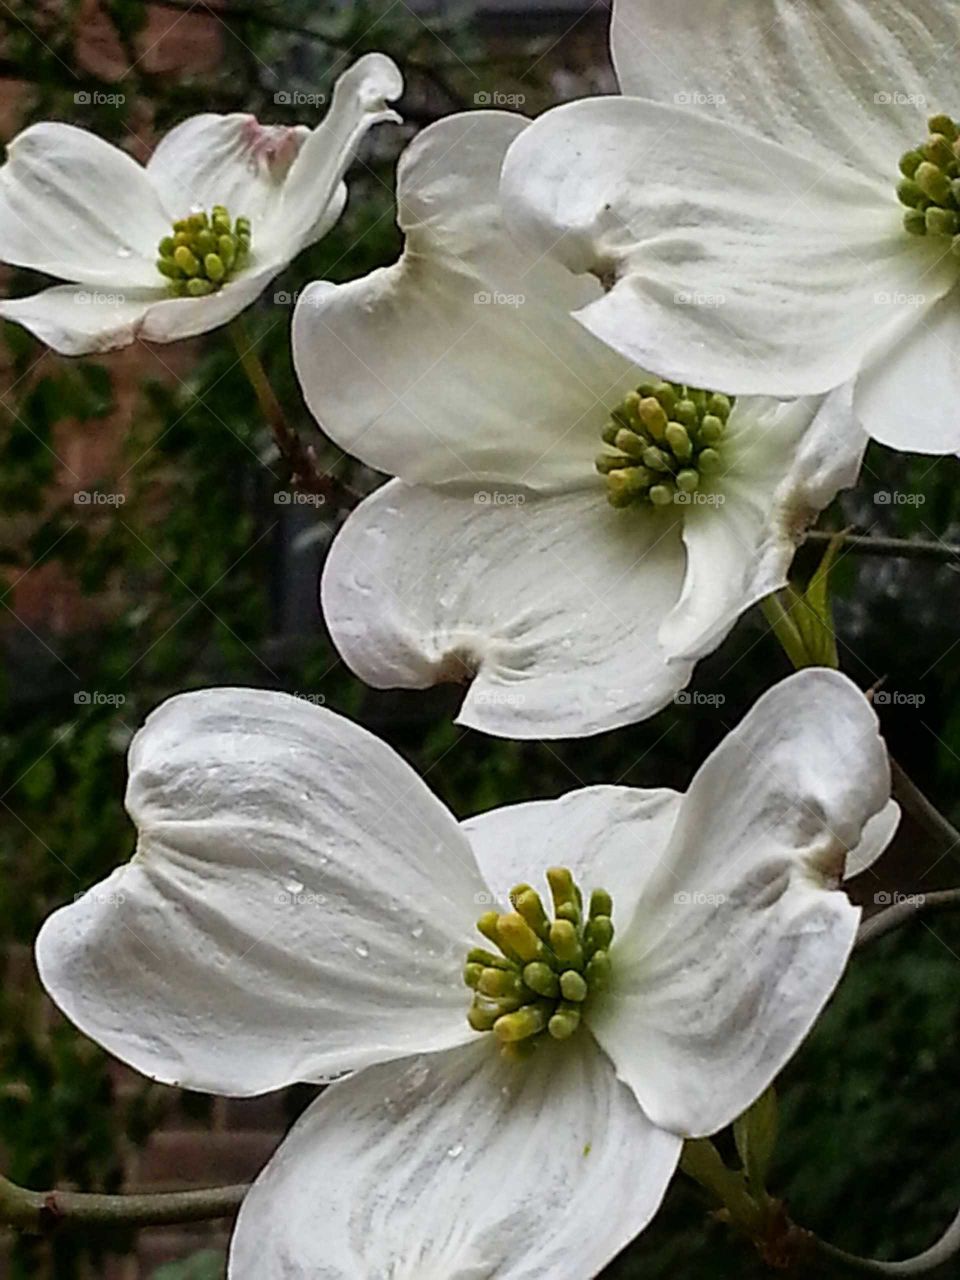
[497, 0, 960, 455]
[0, 53, 402, 354]
[35, 669, 898, 1278]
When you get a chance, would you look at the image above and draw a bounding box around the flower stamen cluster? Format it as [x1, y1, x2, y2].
[463, 867, 613, 1058]
[596, 380, 732, 508]
[898, 113, 960, 245]
[156, 206, 251, 297]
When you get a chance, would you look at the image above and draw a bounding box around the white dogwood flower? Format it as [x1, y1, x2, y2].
[293, 112, 866, 739]
[0, 54, 402, 355]
[498, 0, 960, 454]
[36, 671, 897, 1278]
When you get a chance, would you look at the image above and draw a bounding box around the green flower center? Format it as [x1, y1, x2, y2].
[463, 867, 614, 1060]
[596, 380, 732, 509]
[156, 206, 251, 297]
[897, 114, 960, 244]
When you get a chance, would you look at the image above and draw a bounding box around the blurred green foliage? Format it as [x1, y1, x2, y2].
[1, 2, 960, 1278]
[153, 1251, 223, 1280]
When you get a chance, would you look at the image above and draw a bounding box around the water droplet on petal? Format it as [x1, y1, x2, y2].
[355, 944, 369, 958]
[117, 246, 132, 258]
[410, 925, 424, 939]
[446, 1142, 463, 1159]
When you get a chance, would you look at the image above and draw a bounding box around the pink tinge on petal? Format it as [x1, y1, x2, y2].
[239, 118, 308, 180]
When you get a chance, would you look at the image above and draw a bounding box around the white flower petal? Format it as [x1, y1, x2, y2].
[659, 387, 866, 661]
[0, 122, 169, 287]
[229, 1038, 682, 1280]
[0, 285, 160, 356]
[146, 113, 311, 229]
[135, 263, 283, 344]
[855, 289, 960, 453]
[273, 52, 403, 252]
[293, 110, 642, 491]
[845, 799, 901, 880]
[611, 0, 952, 179]
[462, 786, 682, 931]
[500, 97, 957, 398]
[0, 265, 279, 354]
[590, 669, 893, 1136]
[36, 688, 489, 1095]
[321, 480, 694, 739]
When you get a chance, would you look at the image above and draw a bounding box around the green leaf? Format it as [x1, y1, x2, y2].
[679, 1138, 762, 1233]
[152, 1249, 224, 1280]
[733, 1085, 779, 1201]
[792, 533, 843, 669]
[761, 533, 844, 670]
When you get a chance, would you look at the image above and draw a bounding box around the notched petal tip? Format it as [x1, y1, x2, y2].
[804, 838, 849, 891]
[238, 117, 309, 180]
[782, 496, 822, 547]
[433, 646, 481, 686]
[593, 258, 620, 293]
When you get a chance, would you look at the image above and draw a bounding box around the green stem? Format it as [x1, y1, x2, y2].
[806, 530, 960, 564]
[0, 1173, 246, 1236]
[228, 317, 352, 504]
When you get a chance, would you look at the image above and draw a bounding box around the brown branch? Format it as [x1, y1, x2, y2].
[229, 318, 356, 506]
[806, 529, 960, 564]
[0, 1174, 246, 1237]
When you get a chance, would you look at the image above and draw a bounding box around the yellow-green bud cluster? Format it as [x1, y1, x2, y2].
[464, 867, 614, 1059]
[897, 114, 960, 248]
[156, 206, 251, 297]
[596, 380, 733, 509]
